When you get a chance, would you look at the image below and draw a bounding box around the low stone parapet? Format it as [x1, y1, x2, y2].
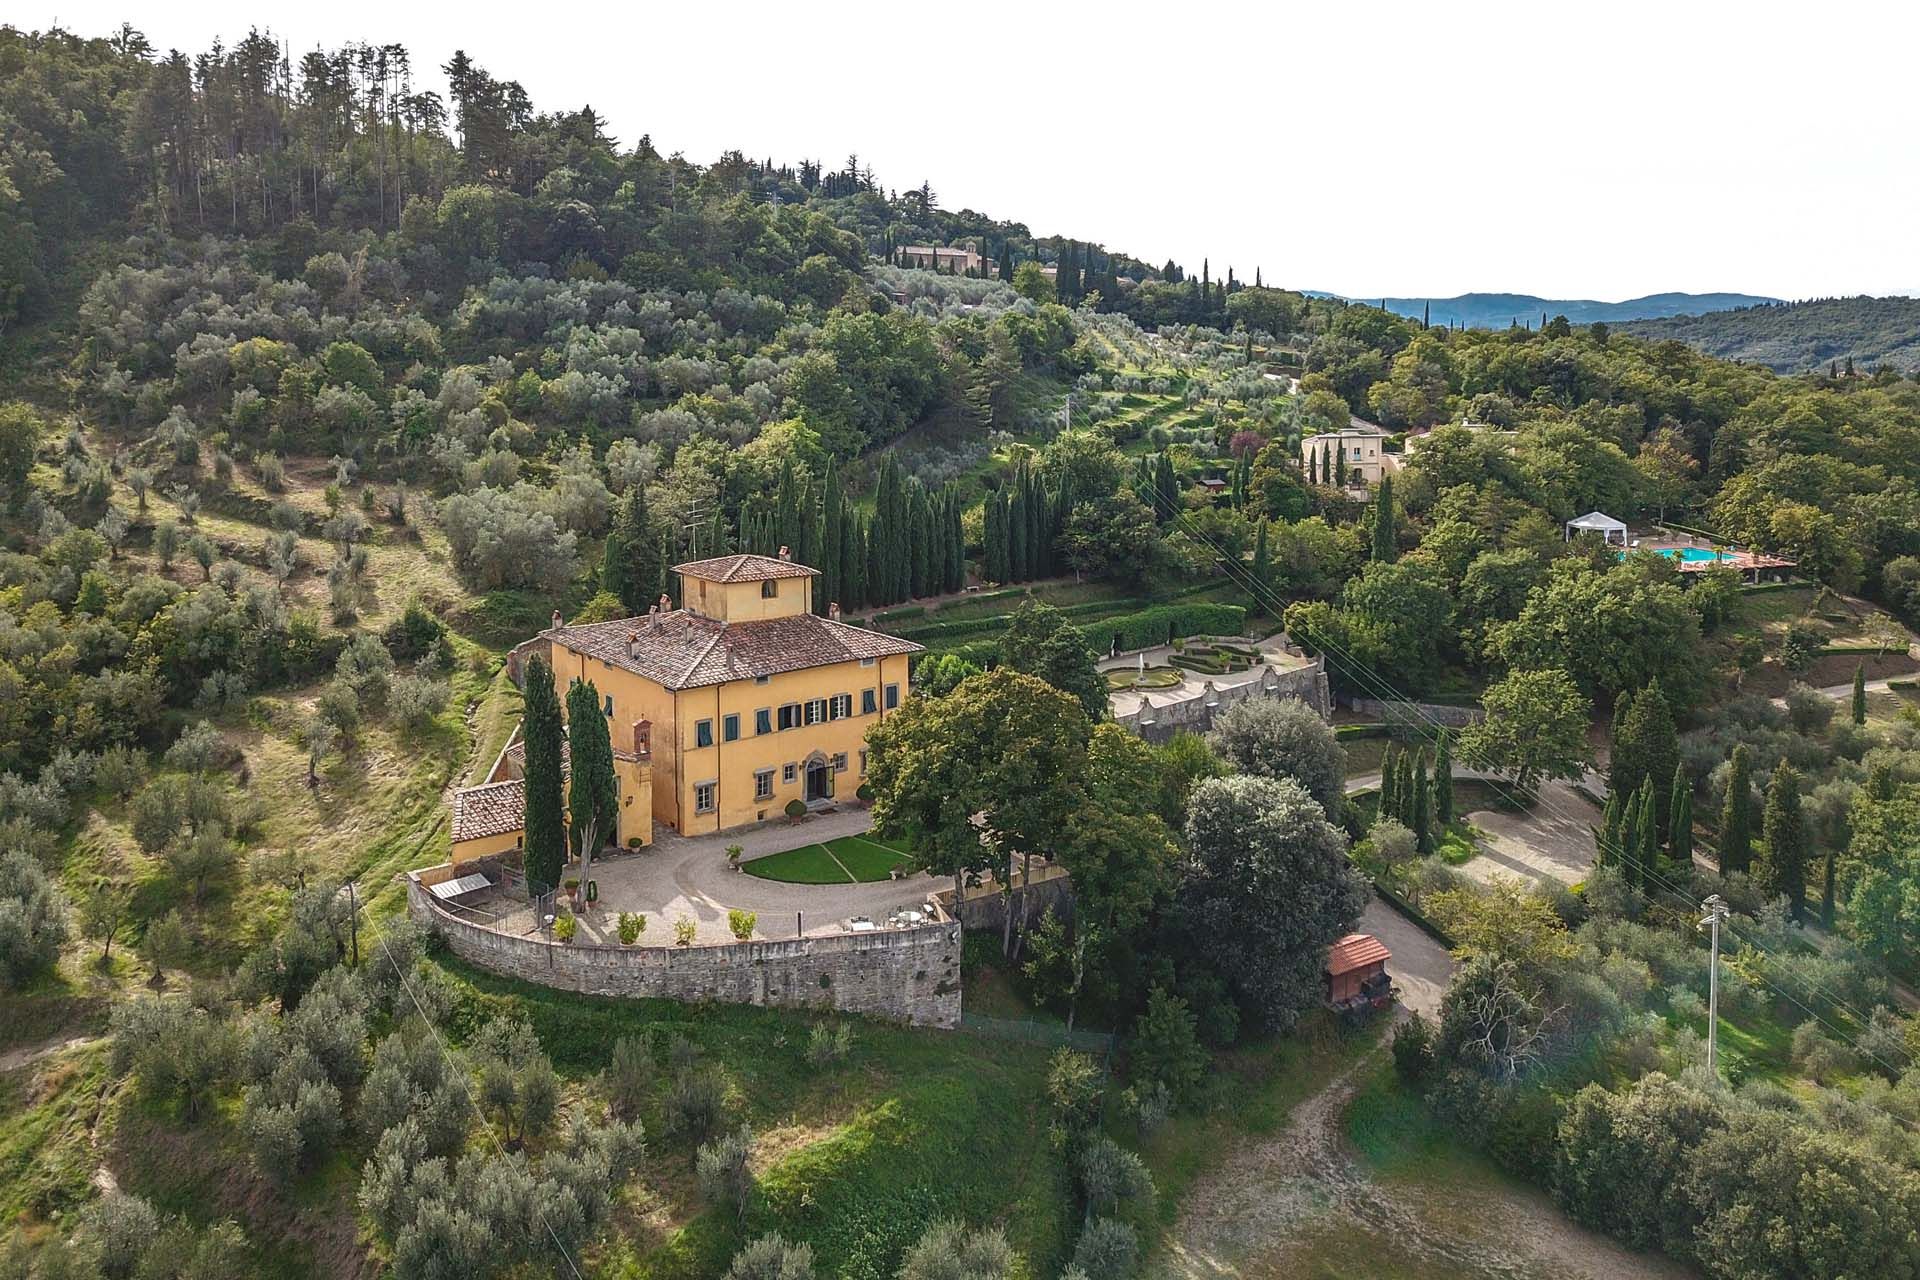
[406, 870, 961, 1028]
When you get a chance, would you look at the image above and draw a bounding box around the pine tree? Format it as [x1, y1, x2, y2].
[1433, 729, 1454, 828]
[1853, 663, 1867, 725]
[1411, 749, 1432, 855]
[565, 678, 618, 876]
[1719, 745, 1754, 874]
[1761, 762, 1809, 920]
[1370, 476, 1396, 561]
[1668, 764, 1693, 863]
[521, 655, 567, 895]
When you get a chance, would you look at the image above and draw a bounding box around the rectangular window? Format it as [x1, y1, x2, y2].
[755, 708, 772, 735]
[754, 770, 774, 801]
[885, 683, 900, 710]
[832, 752, 848, 773]
[861, 688, 877, 716]
[782, 763, 796, 783]
[761, 579, 779, 598]
[859, 749, 869, 774]
[754, 675, 771, 685]
[805, 698, 827, 726]
[859, 656, 876, 668]
[829, 693, 851, 720]
[778, 703, 801, 731]
[695, 719, 713, 749]
[602, 694, 614, 717]
[694, 781, 717, 814]
[723, 713, 740, 742]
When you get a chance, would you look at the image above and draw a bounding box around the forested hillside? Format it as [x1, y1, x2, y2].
[7, 20, 1920, 1280]
[1318, 291, 1777, 330]
[1623, 295, 1920, 373]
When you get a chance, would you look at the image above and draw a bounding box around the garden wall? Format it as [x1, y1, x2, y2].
[1348, 697, 1483, 728]
[1114, 657, 1330, 743]
[407, 872, 962, 1028]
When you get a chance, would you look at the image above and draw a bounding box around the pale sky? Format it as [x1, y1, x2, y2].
[23, 0, 1920, 301]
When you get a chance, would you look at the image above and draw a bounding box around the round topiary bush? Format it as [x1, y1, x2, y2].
[785, 798, 807, 819]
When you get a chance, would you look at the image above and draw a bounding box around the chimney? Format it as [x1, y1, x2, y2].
[646, 604, 660, 633]
[777, 545, 791, 561]
[630, 719, 651, 760]
[829, 602, 841, 621]
[658, 593, 671, 613]
[550, 609, 564, 631]
[626, 630, 639, 659]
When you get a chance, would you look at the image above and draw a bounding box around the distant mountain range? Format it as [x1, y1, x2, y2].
[1305, 290, 1780, 330]
[1620, 296, 1920, 374]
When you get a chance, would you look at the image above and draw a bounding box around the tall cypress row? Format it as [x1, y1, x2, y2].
[1669, 764, 1693, 862]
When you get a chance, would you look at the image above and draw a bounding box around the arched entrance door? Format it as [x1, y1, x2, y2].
[803, 752, 834, 803]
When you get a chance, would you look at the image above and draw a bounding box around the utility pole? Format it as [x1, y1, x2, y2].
[680, 500, 708, 560]
[1699, 894, 1729, 1075]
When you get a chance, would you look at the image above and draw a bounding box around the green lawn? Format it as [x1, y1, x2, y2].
[742, 835, 913, 884]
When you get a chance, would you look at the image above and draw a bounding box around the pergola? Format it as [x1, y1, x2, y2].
[1565, 511, 1628, 545]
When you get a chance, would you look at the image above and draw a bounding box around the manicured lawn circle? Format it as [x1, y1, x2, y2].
[742, 835, 914, 884]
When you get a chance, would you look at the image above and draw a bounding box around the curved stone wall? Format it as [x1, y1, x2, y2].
[406, 874, 962, 1028]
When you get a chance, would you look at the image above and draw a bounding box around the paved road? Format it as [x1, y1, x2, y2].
[1360, 894, 1451, 1018]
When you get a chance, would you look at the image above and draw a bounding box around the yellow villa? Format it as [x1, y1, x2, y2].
[448, 550, 922, 863]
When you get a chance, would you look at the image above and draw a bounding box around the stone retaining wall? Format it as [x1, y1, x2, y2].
[408, 873, 961, 1028]
[1348, 697, 1484, 728]
[1114, 656, 1330, 744]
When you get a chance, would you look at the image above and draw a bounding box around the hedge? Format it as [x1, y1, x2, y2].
[1081, 603, 1246, 654]
[873, 605, 926, 623]
[1336, 723, 1390, 741]
[1819, 644, 1907, 656]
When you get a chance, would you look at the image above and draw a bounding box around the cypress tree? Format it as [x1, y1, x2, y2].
[1597, 788, 1625, 869]
[1634, 784, 1660, 886]
[1307, 448, 1320, 486]
[1669, 763, 1693, 863]
[1379, 742, 1398, 819]
[1323, 441, 1336, 487]
[1719, 744, 1754, 873]
[1153, 452, 1180, 522]
[1251, 518, 1270, 593]
[603, 486, 663, 615]
[521, 655, 567, 895]
[1008, 481, 1029, 582]
[1761, 763, 1809, 920]
[1370, 475, 1396, 561]
[984, 493, 1008, 584]
[1433, 728, 1454, 828]
[1611, 683, 1678, 831]
[565, 678, 618, 876]
[1853, 663, 1868, 725]
[1395, 748, 1416, 825]
[819, 459, 845, 612]
[1411, 749, 1432, 855]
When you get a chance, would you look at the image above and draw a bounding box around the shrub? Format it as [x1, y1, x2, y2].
[1782, 681, 1835, 736]
[1127, 1080, 1172, 1137]
[1128, 986, 1207, 1101]
[617, 912, 645, 944]
[604, 1035, 651, 1120]
[805, 1022, 852, 1068]
[696, 1126, 754, 1222]
[1076, 1135, 1155, 1217]
[1369, 817, 1418, 867]
[723, 1233, 816, 1280]
[88, 1191, 162, 1278]
[727, 909, 757, 941]
[662, 1068, 727, 1143]
[784, 798, 807, 818]
[1071, 1217, 1139, 1280]
[1080, 602, 1246, 654]
[1391, 1013, 1436, 1084]
[1790, 1022, 1857, 1083]
[388, 672, 450, 733]
[1047, 1048, 1102, 1130]
[673, 915, 696, 946]
[553, 912, 577, 943]
[898, 1221, 1019, 1280]
[0, 847, 70, 987]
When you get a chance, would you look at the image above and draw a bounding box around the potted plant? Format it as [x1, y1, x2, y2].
[673, 915, 696, 946]
[855, 782, 873, 807]
[553, 912, 577, 943]
[564, 877, 581, 910]
[617, 912, 645, 945]
[785, 798, 807, 823]
[726, 843, 744, 872]
[584, 879, 598, 912]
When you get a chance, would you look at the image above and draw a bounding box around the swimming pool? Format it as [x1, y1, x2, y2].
[1660, 547, 1729, 563]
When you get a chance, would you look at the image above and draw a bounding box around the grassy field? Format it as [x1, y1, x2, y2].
[742, 835, 913, 885]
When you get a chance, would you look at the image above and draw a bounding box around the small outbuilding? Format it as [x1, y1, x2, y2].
[1325, 932, 1395, 1013]
[1565, 510, 1628, 545]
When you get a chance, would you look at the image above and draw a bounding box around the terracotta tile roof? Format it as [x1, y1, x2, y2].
[502, 733, 644, 776]
[553, 610, 922, 691]
[1326, 932, 1391, 975]
[674, 553, 818, 583]
[451, 779, 525, 843]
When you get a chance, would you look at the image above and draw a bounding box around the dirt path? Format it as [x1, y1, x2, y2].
[1151, 1043, 1692, 1280]
[0, 1032, 101, 1074]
